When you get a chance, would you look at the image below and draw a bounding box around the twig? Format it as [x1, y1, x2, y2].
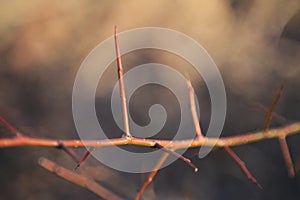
[1, 121, 300, 149]
[1, 25, 299, 200]
[38, 157, 124, 200]
[135, 153, 170, 200]
[186, 78, 203, 138]
[114, 26, 131, 137]
[224, 145, 262, 189]
[220, 86, 281, 189]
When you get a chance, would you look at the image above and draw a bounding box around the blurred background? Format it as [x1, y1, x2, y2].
[1, 0, 300, 199]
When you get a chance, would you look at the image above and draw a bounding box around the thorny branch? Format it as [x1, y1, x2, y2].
[0, 27, 299, 199]
[1, 123, 300, 149]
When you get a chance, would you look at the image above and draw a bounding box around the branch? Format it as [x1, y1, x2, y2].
[1, 26, 299, 200]
[135, 153, 169, 200]
[261, 84, 295, 177]
[134, 78, 202, 200]
[187, 77, 261, 187]
[1, 121, 300, 149]
[38, 157, 124, 200]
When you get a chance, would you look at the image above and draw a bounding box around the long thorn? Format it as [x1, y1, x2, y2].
[114, 26, 131, 137]
[0, 116, 23, 137]
[75, 147, 95, 170]
[263, 84, 284, 132]
[224, 145, 262, 189]
[186, 78, 203, 138]
[57, 141, 81, 163]
[154, 143, 198, 172]
[279, 136, 295, 178]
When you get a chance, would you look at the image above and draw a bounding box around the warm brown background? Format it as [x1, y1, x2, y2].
[1, 0, 300, 199]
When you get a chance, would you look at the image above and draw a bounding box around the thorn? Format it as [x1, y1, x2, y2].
[154, 143, 198, 172]
[279, 136, 295, 178]
[75, 147, 95, 170]
[224, 145, 262, 189]
[263, 84, 284, 132]
[57, 141, 81, 163]
[0, 116, 23, 137]
[186, 77, 204, 139]
[260, 85, 295, 178]
[114, 26, 132, 138]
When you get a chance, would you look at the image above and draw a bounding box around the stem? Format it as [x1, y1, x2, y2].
[1, 122, 300, 149]
[114, 26, 131, 137]
[39, 157, 124, 200]
[135, 153, 169, 200]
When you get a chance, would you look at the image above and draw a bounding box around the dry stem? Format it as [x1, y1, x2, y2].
[38, 157, 124, 200]
[261, 84, 295, 177]
[1, 27, 299, 200]
[135, 153, 170, 200]
[1, 122, 300, 149]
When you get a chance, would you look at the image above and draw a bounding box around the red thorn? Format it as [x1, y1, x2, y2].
[224, 145, 262, 189]
[0, 116, 22, 137]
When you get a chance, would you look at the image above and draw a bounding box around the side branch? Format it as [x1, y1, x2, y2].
[135, 153, 169, 200]
[1, 122, 300, 149]
[39, 157, 124, 200]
